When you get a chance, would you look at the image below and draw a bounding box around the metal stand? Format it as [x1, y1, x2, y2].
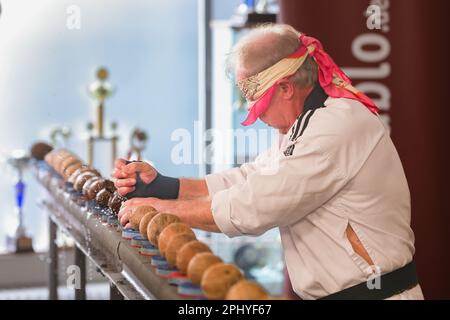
[74, 247, 87, 300]
[48, 218, 58, 300]
[110, 283, 124, 300]
[38, 167, 181, 300]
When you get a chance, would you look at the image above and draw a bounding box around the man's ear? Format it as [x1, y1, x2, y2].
[278, 79, 295, 99]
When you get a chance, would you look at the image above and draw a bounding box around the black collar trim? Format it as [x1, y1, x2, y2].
[289, 83, 329, 141]
[303, 82, 329, 112]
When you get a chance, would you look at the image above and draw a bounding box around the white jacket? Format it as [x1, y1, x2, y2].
[206, 97, 417, 299]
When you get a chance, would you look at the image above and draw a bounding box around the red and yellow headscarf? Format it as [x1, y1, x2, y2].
[238, 34, 379, 126]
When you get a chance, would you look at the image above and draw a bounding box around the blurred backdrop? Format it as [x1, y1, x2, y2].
[0, 0, 209, 252]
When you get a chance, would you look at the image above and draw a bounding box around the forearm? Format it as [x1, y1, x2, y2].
[178, 178, 209, 200]
[159, 198, 220, 232]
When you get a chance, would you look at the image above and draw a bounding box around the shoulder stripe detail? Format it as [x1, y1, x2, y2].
[290, 110, 312, 142]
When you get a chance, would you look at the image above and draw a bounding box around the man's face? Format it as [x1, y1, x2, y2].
[237, 68, 299, 134]
[258, 87, 291, 133]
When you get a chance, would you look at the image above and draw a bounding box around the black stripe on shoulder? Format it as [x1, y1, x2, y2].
[288, 120, 298, 141]
[292, 109, 314, 141]
[290, 109, 311, 142]
[297, 108, 317, 138]
[284, 106, 325, 156]
[293, 105, 326, 141]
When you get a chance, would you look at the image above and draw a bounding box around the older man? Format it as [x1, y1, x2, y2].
[115, 24, 423, 300]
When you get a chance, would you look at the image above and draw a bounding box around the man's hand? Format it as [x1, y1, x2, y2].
[118, 197, 220, 232]
[112, 159, 157, 196]
[118, 197, 165, 228]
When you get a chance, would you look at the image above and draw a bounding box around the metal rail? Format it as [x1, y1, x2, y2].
[35, 165, 182, 300]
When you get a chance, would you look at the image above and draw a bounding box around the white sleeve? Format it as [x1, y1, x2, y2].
[210, 138, 349, 237]
[204, 149, 271, 197]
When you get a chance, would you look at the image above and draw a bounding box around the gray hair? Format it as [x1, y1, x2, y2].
[225, 24, 318, 88]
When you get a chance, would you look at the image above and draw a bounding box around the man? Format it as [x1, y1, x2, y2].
[115, 25, 423, 300]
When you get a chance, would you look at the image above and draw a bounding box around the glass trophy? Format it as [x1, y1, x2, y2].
[6, 150, 34, 253]
[230, 0, 277, 28]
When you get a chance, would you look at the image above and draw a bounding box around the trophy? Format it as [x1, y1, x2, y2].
[126, 128, 148, 161]
[230, 0, 277, 28]
[50, 126, 71, 148]
[6, 149, 34, 253]
[87, 67, 118, 168]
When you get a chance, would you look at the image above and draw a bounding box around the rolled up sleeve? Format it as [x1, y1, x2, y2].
[210, 189, 243, 237]
[205, 167, 246, 197]
[205, 150, 269, 197]
[211, 140, 349, 238]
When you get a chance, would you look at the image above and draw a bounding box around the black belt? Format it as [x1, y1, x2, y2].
[320, 261, 419, 300]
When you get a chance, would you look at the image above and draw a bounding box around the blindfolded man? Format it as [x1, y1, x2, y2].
[114, 24, 423, 300]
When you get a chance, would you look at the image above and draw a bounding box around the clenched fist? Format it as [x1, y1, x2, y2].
[112, 159, 157, 196]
